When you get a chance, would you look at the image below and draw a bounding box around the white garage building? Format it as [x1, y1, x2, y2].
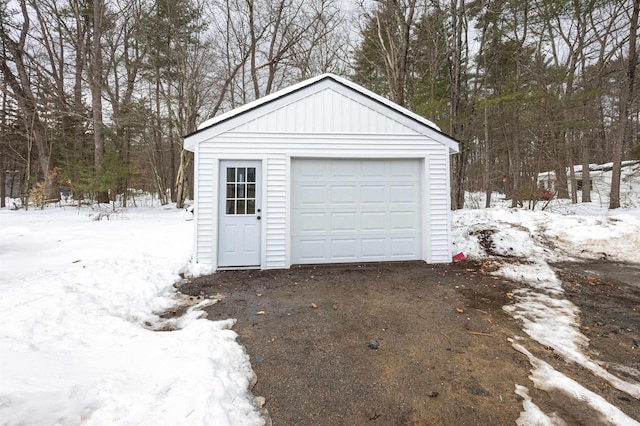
[184, 74, 459, 271]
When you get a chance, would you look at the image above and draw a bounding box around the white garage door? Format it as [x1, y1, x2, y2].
[291, 159, 422, 264]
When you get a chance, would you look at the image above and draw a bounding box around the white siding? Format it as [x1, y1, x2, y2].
[265, 156, 287, 268]
[427, 151, 452, 263]
[232, 88, 418, 135]
[195, 152, 216, 264]
[193, 136, 452, 269]
[187, 77, 456, 270]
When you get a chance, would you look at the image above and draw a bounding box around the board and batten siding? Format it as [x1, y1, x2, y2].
[232, 88, 417, 135]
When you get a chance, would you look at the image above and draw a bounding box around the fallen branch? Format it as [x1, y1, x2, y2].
[467, 331, 492, 337]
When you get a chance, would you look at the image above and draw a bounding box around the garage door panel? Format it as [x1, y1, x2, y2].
[331, 212, 356, 231]
[292, 159, 422, 265]
[294, 211, 327, 233]
[391, 237, 419, 256]
[298, 161, 327, 178]
[361, 162, 386, 178]
[361, 238, 386, 258]
[296, 184, 326, 206]
[390, 160, 419, 177]
[331, 185, 357, 205]
[330, 239, 357, 259]
[361, 211, 386, 231]
[361, 185, 386, 204]
[331, 161, 357, 178]
[390, 184, 419, 203]
[297, 239, 327, 262]
[390, 211, 419, 230]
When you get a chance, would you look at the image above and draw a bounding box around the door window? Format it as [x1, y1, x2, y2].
[225, 167, 257, 215]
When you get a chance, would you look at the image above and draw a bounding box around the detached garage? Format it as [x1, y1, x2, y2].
[184, 74, 459, 271]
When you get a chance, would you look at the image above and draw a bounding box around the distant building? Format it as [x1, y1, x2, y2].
[537, 161, 639, 194]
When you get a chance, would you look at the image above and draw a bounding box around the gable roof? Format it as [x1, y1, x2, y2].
[184, 73, 459, 153]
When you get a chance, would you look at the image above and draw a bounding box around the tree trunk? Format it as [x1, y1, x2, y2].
[609, 0, 638, 209]
[581, 131, 591, 202]
[484, 103, 492, 208]
[169, 113, 177, 203]
[92, 0, 108, 203]
[0, 157, 5, 208]
[509, 137, 521, 208]
[1, 84, 6, 208]
[451, 150, 466, 210]
[568, 160, 577, 203]
[175, 149, 192, 209]
[0, 1, 58, 201]
[73, 0, 89, 201]
[449, 0, 467, 210]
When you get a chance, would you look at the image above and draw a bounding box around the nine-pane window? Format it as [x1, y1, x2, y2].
[225, 167, 257, 215]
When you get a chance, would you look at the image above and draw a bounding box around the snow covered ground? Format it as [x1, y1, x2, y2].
[0, 202, 264, 426]
[1, 175, 639, 425]
[453, 189, 640, 425]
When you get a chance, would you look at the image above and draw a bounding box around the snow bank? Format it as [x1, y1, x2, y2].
[513, 343, 640, 426]
[452, 204, 640, 422]
[452, 207, 640, 264]
[0, 206, 264, 425]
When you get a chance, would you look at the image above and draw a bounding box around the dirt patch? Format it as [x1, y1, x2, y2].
[177, 260, 640, 425]
[553, 262, 640, 383]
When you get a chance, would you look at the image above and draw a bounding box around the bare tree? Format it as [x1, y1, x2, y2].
[355, 0, 417, 107]
[209, 0, 349, 106]
[158, 1, 211, 208]
[447, 0, 469, 209]
[0, 0, 58, 199]
[90, 0, 109, 203]
[0, 47, 7, 207]
[610, 0, 639, 209]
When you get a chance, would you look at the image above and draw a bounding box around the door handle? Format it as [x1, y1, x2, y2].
[257, 216, 261, 220]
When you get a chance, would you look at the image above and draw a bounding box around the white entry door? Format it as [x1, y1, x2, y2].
[218, 161, 262, 267]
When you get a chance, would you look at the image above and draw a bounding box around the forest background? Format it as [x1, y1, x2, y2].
[0, 0, 638, 210]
